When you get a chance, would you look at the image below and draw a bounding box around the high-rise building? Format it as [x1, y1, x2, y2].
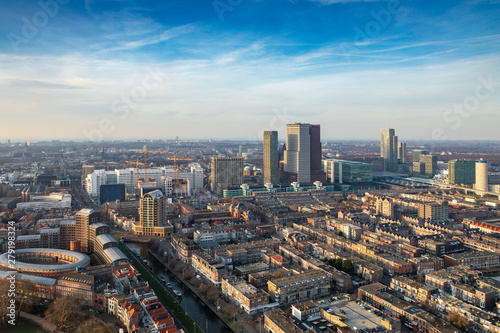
[284, 123, 311, 183]
[323, 159, 373, 184]
[211, 157, 244, 195]
[75, 209, 100, 253]
[448, 160, 475, 185]
[263, 131, 279, 186]
[380, 128, 398, 171]
[283, 123, 325, 184]
[132, 190, 171, 237]
[475, 159, 489, 192]
[412, 149, 429, 163]
[397, 142, 407, 164]
[82, 165, 95, 189]
[419, 154, 438, 176]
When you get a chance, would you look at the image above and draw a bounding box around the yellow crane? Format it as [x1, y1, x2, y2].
[135, 146, 171, 180]
[165, 156, 193, 183]
[125, 158, 145, 190]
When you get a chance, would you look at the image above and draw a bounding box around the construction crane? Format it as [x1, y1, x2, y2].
[197, 183, 208, 198]
[166, 156, 193, 183]
[135, 146, 171, 180]
[125, 158, 145, 190]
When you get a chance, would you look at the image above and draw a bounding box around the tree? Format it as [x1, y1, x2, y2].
[199, 283, 211, 295]
[76, 318, 114, 333]
[334, 258, 343, 270]
[207, 290, 220, 303]
[223, 304, 238, 319]
[341, 259, 354, 274]
[446, 312, 470, 330]
[190, 277, 201, 287]
[45, 296, 80, 330]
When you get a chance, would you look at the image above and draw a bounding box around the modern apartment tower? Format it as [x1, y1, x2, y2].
[211, 157, 244, 195]
[475, 159, 489, 192]
[263, 131, 279, 186]
[448, 160, 475, 185]
[136, 190, 166, 236]
[380, 128, 398, 171]
[283, 123, 325, 184]
[75, 208, 100, 253]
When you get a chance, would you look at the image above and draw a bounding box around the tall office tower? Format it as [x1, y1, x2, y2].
[419, 154, 438, 176]
[284, 123, 311, 184]
[211, 157, 244, 195]
[81, 164, 95, 189]
[263, 131, 279, 185]
[475, 159, 489, 191]
[448, 160, 475, 185]
[75, 208, 100, 253]
[283, 123, 326, 184]
[397, 142, 407, 163]
[136, 190, 166, 236]
[309, 125, 326, 183]
[380, 128, 398, 171]
[412, 149, 429, 163]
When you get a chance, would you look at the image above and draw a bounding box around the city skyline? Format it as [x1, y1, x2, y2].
[1, 1, 499, 141]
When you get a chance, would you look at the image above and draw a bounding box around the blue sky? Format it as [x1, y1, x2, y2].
[0, 0, 499, 141]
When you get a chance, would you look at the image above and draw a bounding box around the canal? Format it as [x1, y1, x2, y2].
[126, 242, 232, 333]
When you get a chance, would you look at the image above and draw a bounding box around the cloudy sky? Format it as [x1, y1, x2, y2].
[0, 0, 499, 141]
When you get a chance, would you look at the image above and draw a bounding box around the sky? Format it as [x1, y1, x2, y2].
[0, 0, 499, 142]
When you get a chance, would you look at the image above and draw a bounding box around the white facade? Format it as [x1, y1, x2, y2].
[85, 170, 117, 197]
[475, 160, 489, 192]
[87, 163, 204, 197]
[284, 123, 311, 184]
[16, 193, 72, 210]
[193, 229, 229, 243]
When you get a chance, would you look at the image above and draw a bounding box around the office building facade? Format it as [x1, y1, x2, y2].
[263, 131, 279, 185]
[380, 128, 398, 171]
[210, 157, 244, 195]
[283, 123, 325, 184]
[448, 159, 475, 185]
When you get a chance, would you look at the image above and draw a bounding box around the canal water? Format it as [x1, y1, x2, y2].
[126, 242, 231, 333]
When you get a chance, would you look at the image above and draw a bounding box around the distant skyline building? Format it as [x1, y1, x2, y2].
[283, 123, 325, 184]
[418, 154, 438, 176]
[263, 131, 279, 186]
[397, 142, 407, 164]
[448, 160, 475, 185]
[81, 164, 95, 190]
[412, 149, 429, 163]
[322, 159, 373, 184]
[380, 128, 398, 171]
[211, 157, 244, 195]
[475, 159, 489, 192]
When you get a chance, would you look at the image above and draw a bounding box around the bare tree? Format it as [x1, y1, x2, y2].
[45, 296, 80, 330]
[76, 317, 114, 333]
[199, 283, 211, 295]
[207, 290, 220, 304]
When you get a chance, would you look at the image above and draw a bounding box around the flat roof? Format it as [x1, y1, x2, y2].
[0, 248, 90, 272]
[0, 270, 56, 286]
